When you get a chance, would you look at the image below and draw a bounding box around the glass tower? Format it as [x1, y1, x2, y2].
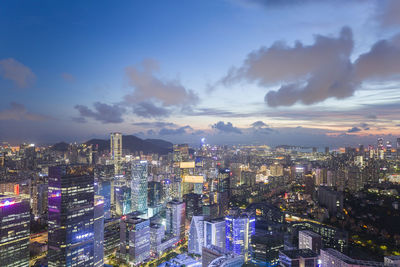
[0, 194, 30, 267]
[131, 161, 148, 214]
[48, 165, 95, 267]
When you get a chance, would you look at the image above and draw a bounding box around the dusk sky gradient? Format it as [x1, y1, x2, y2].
[1, 0, 400, 147]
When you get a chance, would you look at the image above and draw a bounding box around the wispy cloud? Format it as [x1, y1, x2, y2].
[0, 102, 50, 121]
[0, 58, 36, 88]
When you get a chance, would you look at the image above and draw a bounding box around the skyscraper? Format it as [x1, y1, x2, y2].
[0, 194, 30, 267]
[119, 215, 150, 265]
[188, 215, 204, 255]
[94, 196, 105, 267]
[48, 165, 95, 267]
[110, 133, 122, 175]
[225, 211, 255, 262]
[131, 161, 148, 215]
[166, 200, 186, 239]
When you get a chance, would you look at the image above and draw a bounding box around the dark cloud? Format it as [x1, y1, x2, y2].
[132, 121, 177, 128]
[132, 101, 170, 118]
[0, 58, 36, 88]
[347, 127, 361, 133]
[250, 120, 274, 134]
[72, 117, 87, 123]
[124, 59, 199, 115]
[0, 102, 50, 121]
[159, 125, 192, 135]
[354, 33, 400, 81]
[359, 123, 370, 130]
[222, 27, 400, 107]
[74, 102, 125, 123]
[212, 121, 242, 134]
[251, 121, 269, 128]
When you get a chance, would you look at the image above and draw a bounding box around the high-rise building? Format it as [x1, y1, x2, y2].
[225, 211, 255, 262]
[110, 133, 122, 175]
[48, 165, 95, 267]
[166, 200, 186, 239]
[131, 161, 148, 215]
[298, 230, 322, 254]
[104, 217, 120, 257]
[119, 215, 150, 265]
[397, 138, 400, 159]
[203, 218, 226, 250]
[184, 193, 202, 222]
[0, 194, 30, 267]
[114, 179, 131, 216]
[188, 215, 204, 255]
[94, 196, 104, 267]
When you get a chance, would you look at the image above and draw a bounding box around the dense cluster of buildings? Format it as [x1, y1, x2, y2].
[0, 135, 400, 266]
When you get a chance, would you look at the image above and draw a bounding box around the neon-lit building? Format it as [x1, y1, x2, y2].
[48, 165, 95, 266]
[225, 211, 255, 262]
[0, 194, 30, 267]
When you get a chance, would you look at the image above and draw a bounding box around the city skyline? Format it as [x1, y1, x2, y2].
[1, 0, 400, 146]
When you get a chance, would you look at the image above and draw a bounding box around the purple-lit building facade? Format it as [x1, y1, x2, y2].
[225, 212, 255, 262]
[0, 194, 30, 267]
[48, 165, 95, 266]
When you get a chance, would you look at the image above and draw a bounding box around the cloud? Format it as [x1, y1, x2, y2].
[251, 120, 269, 128]
[223, 27, 400, 108]
[377, 0, 400, 27]
[74, 102, 125, 123]
[132, 101, 171, 118]
[71, 117, 87, 123]
[0, 58, 36, 88]
[212, 121, 242, 134]
[61, 72, 75, 82]
[347, 126, 361, 133]
[354, 33, 400, 81]
[124, 59, 199, 116]
[250, 120, 274, 134]
[0, 102, 50, 121]
[159, 125, 192, 135]
[132, 121, 177, 128]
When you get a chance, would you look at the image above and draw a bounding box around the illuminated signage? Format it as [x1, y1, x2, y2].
[0, 200, 16, 207]
[180, 161, 195, 168]
[183, 175, 203, 183]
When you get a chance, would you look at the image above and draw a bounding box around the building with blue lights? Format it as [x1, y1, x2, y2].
[0, 193, 30, 267]
[225, 210, 255, 262]
[48, 165, 95, 267]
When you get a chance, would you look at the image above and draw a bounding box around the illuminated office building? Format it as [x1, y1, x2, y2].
[225, 211, 255, 262]
[110, 132, 122, 175]
[120, 215, 150, 265]
[0, 194, 30, 267]
[166, 200, 186, 239]
[114, 179, 131, 216]
[188, 215, 204, 255]
[94, 196, 104, 267]
[48, 165, 95, 267]
[204, 218, 226, 249]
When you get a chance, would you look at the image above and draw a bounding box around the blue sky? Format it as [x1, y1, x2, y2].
[1, 0, 400, 146]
